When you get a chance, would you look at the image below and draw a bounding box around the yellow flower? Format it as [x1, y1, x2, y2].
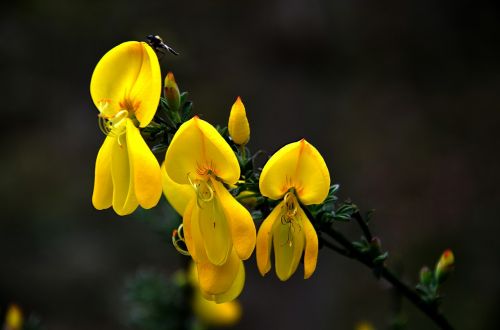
[193, 294, 242, 326]
[256, 139, 330, 281]
[355, 321, 376, 330]
[228, 96, 250, 145]
[162, 116, 256, 302]
[188, 262, 242, 327]
[90, 41, 162, 215]
[4, 304, 23, 330]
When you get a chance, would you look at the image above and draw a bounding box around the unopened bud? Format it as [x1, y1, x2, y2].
[228, 96, 250, 145]
[370, 237, 382, 252]
[237, 190, 258, 208]
[435, 249, 454, 283]
[419, 266, 433, 285]
[164, 72, 180, 111]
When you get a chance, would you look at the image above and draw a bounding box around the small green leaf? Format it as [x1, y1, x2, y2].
[180, 91, 188, 105]
[373, 251, 389, 264]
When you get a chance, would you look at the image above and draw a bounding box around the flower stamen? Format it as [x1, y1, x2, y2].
[97, 104, 129, 146]
[172, 223, 190, 256]
[187, 173, 215, 208]
[280, 192, 302, 247]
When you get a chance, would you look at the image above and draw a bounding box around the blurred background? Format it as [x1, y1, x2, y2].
[1, 0, 499, 329]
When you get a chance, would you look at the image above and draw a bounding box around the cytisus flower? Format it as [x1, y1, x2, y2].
[90, 41, 162, 215]
[257, 139, 330, 281]
[162, 116, 256, 302]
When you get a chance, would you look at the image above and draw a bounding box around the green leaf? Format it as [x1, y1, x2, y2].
[180, 91, 189, 105]
[373, 251, 389, 264]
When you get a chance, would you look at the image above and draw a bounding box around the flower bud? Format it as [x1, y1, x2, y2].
[370, 237, 382, 252]
[237, 190, 258, 208]
[5, 304, 23, 330]
[228, 96, 250, 145]
[419, 266, 433, 285]
[164, 72, 180, 111]
[435, 249, 454, 283]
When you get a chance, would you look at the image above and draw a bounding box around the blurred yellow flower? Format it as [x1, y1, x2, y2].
[257, 139, 330, 280]
[4, 304, 23, 330]
[228, 96, 250, 145]
[162, 116, 256, 302]
[189, 262, 242, 327]
[355, 321, 376, 330]
[90, 41, 162, 215]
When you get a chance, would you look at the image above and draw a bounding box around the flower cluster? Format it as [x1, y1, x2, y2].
[90, 41, 331, 302]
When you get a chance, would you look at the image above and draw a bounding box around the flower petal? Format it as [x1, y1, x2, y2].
[128, 43, 162, 127]
[110, 132, 138, 215]
[126, 119, 162, 209]
[161, 162, 194, 215]
[256, 200, 282, 276]
[259, 139, 330, 205]
[182, 199, 198, 260]
[195, 187, 232, 266]
[211, 178, 256, 260]
[196, 249, 241, 298]
[273, 210, 305, 281]
[92, 136, 114, 210]
[202, 260, 245, 303]
[90, 41, 161, 127]
[299, 206, 319, 279]
[165, 117, 240, 185]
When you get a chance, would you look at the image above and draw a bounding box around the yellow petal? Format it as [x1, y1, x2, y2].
[92, 136, 114, 210]
[259, 139, 330, 205]
[161, 162, 194, 215]
[194, 185, 232, 266]
[193, 293, 242, 326]
[273, 210, 305, 281]
[110, 131, 138, 215]
[196, 249, 241, 297]
[256, 200, 282, 276]
[165, 116, 240, 185]
[125, 119, 162, 209]
[228, 96, 250, 145]
[202, 260, 245, 303]
[90, 41, 161, 127]
[211, 178, 256, 260]
[299, 206, 319, 279]
[182, 199, 198, 260]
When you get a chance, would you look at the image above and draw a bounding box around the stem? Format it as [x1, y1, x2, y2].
[353, 211, 373, 242]
[319, 235, 350, 257]
[321, 225, 453, 330]
[239, 144, 246, 161]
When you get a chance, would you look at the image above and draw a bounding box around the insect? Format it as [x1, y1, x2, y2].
[146, 34, 179, 56]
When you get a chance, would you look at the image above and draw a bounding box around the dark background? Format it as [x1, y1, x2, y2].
[1, 0, 500, 329]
